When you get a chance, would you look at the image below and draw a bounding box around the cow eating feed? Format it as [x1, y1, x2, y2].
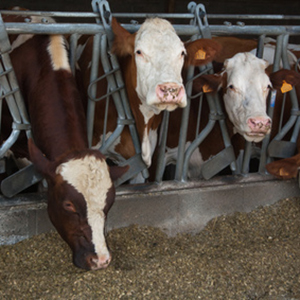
[2, 11, 127, 270]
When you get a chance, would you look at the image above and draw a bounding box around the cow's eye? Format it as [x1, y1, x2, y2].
[181, 51, 185, 56]
[63, 200, 76, 213]
[267, 84, 272, 89]
[228, 84, 234, 90]
[136, 50, 142, 55]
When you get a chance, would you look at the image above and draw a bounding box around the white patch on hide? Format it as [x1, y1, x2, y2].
[10, 14, 56, 51]
[47, 35, 71, 71]
[249, 44, 298, 68]
[11, 34, 34, 51]
[139, 103, 156, 122]
[57, 155, 112, 259]
[92, 132, 126, 165]
[141, 128, 158, 167]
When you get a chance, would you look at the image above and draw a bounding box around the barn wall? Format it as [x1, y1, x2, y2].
[1, 0, 299, 17]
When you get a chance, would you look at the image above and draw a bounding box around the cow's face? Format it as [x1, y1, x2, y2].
[48, 154, 114, 270]
[134, 18, 187, 113]
[223, 52, 272, 142]
[28, 140, 120, 270]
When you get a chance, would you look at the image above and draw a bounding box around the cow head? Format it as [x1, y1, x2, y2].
[28, 139, 128, 270]
[111, 17, 221, 114]
[221, 52, 272, 142]
[194, 52, 300, 143]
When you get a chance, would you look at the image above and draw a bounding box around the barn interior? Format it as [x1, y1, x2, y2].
[0, 0, 300, 245]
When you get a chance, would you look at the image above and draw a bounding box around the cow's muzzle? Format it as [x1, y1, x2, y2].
[74, 251, 112, 270]
[247, 116, 272, 136]
[156, 83, 185, 105]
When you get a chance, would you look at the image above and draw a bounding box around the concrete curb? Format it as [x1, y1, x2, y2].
[1, 174, 299, 244]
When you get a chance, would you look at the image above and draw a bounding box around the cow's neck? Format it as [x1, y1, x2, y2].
[14, 35, 88, 160]
[120, 56, 163, 166]
[130, 92, 163, 167]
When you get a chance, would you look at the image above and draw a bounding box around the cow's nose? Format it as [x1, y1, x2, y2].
[87, 252, 112, 270]
[247, 116, 272, 132]
[156, 83, 184, 103]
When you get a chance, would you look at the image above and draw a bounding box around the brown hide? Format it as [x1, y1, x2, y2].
[10, 35, 88, 159]
[212, 36, 258, 63]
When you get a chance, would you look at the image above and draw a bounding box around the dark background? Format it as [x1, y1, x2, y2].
[1, 0, 299, 19]
[1, 1, 299, 41]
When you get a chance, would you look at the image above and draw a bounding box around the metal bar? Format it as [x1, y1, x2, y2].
[154, 111, 170, 183]
[257, 37, 283, 172]
[86, 33, 102, 147]
[256, 34, 266, 58]
[68, 33, 79, 76]
[2, 10, 300, 21]
[4, 22, 300, 36]
[174, 66, 195, 181]
[241, 141, 252, 175]
[259, 90, 277, 173]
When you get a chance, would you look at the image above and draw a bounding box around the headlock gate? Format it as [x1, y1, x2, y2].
[0, 0, 300, 198]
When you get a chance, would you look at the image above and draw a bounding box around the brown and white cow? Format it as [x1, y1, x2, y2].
[161, 51, 300, 179]
[77, 17, 221, 182]
[213, 37, 300, 180]
[2, 11, 127, 270]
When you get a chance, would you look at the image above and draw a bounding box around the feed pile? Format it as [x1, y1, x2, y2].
[1, 197, 300, 299]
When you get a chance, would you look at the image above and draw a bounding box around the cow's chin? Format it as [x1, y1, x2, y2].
[147, 98, 187, 113]
[243, 132, 268, 143]
[154, 102, 184, 112]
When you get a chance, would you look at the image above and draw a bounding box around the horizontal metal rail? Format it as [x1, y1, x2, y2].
[1, 10, 300, 21]
[3, 22, 300, 36]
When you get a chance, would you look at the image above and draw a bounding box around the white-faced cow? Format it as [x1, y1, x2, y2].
[161, 51, 300, 179]
[77, 17, 221, 182]
[209, 36, 300, 180]
[2, 11, 127, 270]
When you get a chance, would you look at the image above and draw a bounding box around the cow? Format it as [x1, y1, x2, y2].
[159, 50, 300, 180]
[212, 37, 300, 180]
[1, 11, 128, 270]
[76, 17, 222, 183]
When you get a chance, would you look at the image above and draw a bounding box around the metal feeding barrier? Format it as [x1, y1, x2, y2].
[0, 0, 300, 198]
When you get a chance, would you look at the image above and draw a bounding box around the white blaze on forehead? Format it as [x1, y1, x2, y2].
[57, 155, 112, 258]
[47, 35, 71, 71]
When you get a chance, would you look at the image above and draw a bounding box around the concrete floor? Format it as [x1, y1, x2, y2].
[1, 174, 300, 245]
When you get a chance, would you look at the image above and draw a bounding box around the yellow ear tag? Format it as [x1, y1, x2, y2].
[202, 84, 213, 93]
[195, 49, 206, 60]
[281, 80, 293, 93]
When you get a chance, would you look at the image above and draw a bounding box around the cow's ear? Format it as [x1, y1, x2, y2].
[111, 17, 135, 57]
[193, 73, 223, 94]
[28, 138, 56, 179]
[184, 39, 222, 66]
[269, 69, 300, 91]
[109, 165, 129, 182]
